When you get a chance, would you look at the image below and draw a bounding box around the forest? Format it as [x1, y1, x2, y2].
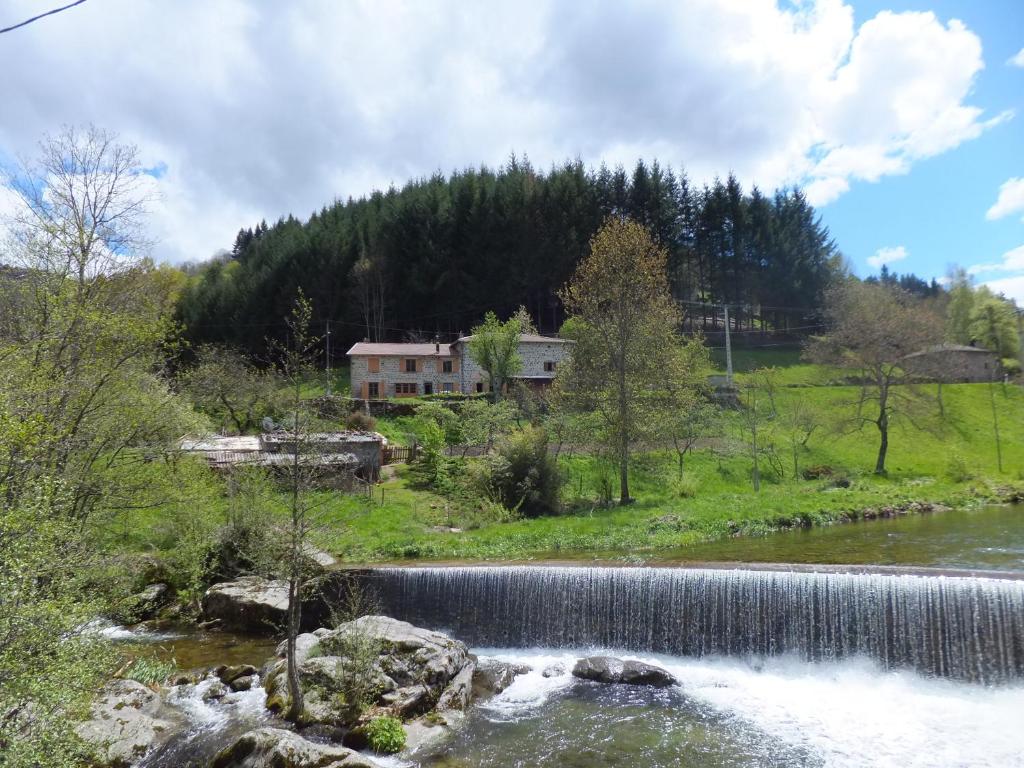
[177, 158, 847, 356]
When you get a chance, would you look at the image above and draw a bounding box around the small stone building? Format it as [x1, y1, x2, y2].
[902, 344, 1001, 383]
[180, 431, 384, 482]
[347, 333, 573, 399]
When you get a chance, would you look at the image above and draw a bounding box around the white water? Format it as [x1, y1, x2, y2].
[469, 648, 1024, 768]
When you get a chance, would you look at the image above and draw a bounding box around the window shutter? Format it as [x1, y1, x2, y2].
[368, 357, 380, 373]
[361, 381, 368, 399]
[452, 357, 460, 374]
[416, 358, 424, 373]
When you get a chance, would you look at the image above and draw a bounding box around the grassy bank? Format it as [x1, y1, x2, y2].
[117, 380, 1024, 566]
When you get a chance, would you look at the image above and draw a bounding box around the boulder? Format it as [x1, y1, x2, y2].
[75, 680, 183, 767]
[218, 664, 258, 685]
[471, 660, 530, 699]
[229, 674, 256, 692]
[572, 656, 677, 687]
[212, 727, 381, 768]
[436, 660, 475, 711]
[265, 616, 472, 727]
[201, 577, 289, 632]
[541, 663, 566, 678]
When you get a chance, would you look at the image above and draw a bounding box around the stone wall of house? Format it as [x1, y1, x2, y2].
[904, 350, 1001, 383]
[351, 339, 573, 397]
[456, 340, 572, 392]
[351, 354, 462, 398]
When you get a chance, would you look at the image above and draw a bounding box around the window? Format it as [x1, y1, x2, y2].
[475, 382, 484, 393]
[544, 361, 557, 372]
[367, 382, 379, 398]
[405, 358, 417, 373]
[441, 382, 454, 393]
[395, 382, 417, 395]
[367, 357, 380, 373]
[423, 383, 433, 395]
[442, 359, 454, 373]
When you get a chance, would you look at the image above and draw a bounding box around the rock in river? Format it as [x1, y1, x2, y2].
[75, 679, 183, 767]
[264, 615, 473, 726]
[212, 727, 381, 768]
[572, 656, 677, 687]
[201, 576, 289, 632]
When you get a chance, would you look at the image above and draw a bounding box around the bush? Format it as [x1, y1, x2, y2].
[363, 716, 406, 753]
[344, 410, 377, 432]
[945, 453, 974, 483]
[484, 427, 563, 518]
[802, 464, 834, 480]
[121, 656, 176, 686]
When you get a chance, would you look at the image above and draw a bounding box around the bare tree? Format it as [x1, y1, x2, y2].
[274, 292, 321, 723]
[807, 280, 942, 475]
[352, 252, 388, 342]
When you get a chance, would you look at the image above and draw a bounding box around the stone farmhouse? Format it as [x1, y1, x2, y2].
[347, 333, 573, 399]
[902, 343, 1001, 383]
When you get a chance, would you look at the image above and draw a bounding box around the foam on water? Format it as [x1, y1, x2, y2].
[471, 647, 1024, 768]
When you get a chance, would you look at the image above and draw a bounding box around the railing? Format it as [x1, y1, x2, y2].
[382, 445, 417, 465]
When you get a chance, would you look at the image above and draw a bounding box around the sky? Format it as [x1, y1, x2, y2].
[0, 0, 1021, 301]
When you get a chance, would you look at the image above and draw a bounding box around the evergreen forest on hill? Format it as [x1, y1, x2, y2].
[178, 158, 859, 356]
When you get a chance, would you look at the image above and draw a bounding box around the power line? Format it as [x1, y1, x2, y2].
[0, 0, 88, 35]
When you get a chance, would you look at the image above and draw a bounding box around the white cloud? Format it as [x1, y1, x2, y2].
[968, 245, 1024, 275]
[1009, 48, 1024, 68]
[867, 245, 908, 269]
[0, 0, 1008, 262]
[983, 275, 1024, 305]
[986, 178, 1024, 221]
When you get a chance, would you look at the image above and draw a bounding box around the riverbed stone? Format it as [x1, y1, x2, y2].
[75, 679, 183, 767]
[219, 663, 258, 685]
[211, 727, 381, 768]
[572, 656, 677, 687]
[230, 674, 257, 692]
[265, 616, 472, 726]
[472, 660, 530, 699]
[201, 577, 289, 632]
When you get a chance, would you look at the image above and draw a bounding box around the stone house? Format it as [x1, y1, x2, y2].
[902, 344, 1001, 383]
[347, 333, 573, 399]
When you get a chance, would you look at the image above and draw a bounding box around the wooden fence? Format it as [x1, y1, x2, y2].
[382, 445, 417, 465]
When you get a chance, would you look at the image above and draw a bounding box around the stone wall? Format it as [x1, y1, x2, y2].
[350, 339, 573, 397]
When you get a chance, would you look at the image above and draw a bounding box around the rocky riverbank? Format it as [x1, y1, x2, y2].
[79, 599, 678, 768]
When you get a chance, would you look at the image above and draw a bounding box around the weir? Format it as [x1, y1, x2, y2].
[346, 566, 1024, 684]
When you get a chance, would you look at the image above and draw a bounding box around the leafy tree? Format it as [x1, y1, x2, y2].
[483, 426, 563, 518]
[180, 345, 284, 433]
[662, 396, 719, 480]
[557, 217, 709, 504]
[457, 399, 517, 456]
[807, 280, 943, 475]
[0, 126, 199, 765]
[467, 311, 523, 402]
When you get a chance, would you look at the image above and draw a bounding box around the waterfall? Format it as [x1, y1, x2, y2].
[348, 566, 1024, 684]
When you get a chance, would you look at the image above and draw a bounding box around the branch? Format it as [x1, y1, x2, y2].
[0, 0, 88, 35]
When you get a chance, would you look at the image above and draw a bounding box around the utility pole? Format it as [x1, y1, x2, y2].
[325, 321, 332, 396]
[723, 303, 733, 384]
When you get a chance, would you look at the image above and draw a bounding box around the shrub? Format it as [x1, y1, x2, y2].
[945, 453, 974, 483]
[121, 656, 176, 686]
[484, 427, 564, 517]
[344, 410, 377, 432]
[363, 716, 406, 754]
[802, 465, 834, 480]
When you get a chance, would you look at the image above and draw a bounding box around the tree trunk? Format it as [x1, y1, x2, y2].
[619, 432, 630, 505]
[874, 420, 888, 476]
[989, 379, 1003, 473]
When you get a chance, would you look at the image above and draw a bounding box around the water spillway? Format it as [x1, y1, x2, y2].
[349, 566, 1024, 684]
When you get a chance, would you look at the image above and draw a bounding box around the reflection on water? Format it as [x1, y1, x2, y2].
[652, 504, 1024, 571]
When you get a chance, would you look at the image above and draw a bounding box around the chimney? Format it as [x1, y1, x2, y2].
[363, 336, 370, 343]
[435, 342, 440, 353]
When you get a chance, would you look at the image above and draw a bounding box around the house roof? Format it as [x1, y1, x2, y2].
[453, 333, 572, 345]
[904, 343, 995, 358]
[347, 342, 453, 357]
[347, 333, 571, 357]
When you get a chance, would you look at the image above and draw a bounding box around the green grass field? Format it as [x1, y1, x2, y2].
[120, 367, 1024, 566]
[305, 381, 1024, 562]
